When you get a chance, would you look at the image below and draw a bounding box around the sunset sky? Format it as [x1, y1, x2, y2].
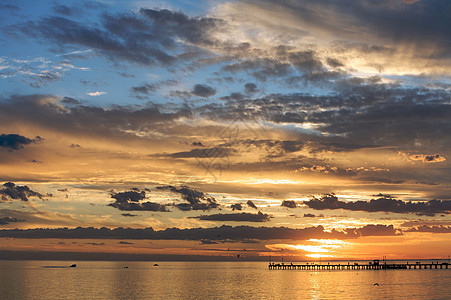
[1, 0, 450, 261]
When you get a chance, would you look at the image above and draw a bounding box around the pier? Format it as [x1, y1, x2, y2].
[268, 260, 449, 271]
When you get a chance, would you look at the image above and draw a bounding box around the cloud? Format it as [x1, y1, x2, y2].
[166, 147, 233, 158]
[51, 3, 82, 16]
[108, 190, 169, 212]
[303, 213, 324, 218]
[231, 203, 242, 211]
[130, 80, 178, 99]
[61, 97, 82, 105]
[303, 193, 451, 216]
[158, 185, 219, 211]
[0, 134, 42, 151]
[84, 242, 105, 246]
[281, 200, 297, 208]
[399, 152, 447, 163]
[221, 58, 292, 81]
[223, 0, 451, 72]
[0, 216, 25, 225]
[404, 225, 451, 233]
[130, 83, 158, 98]
[0, 182, 45, 202]
[121, 213, 138, 217]
[118, 241, 134, 244]
[0, 94, 191, 141]
[347, 224, 400, 236]
[244, 83, 257, 94]
[400, 220, 451, 227]
[196, 84, 451, 155]
[138, 8, 225, 48]
[192, 211, 271, 222]
[87, 91, 107, 96]
[247, 200, 257, 209]
[0, 224, 403, 240]
[191, 84, 216, 98]
[14, 8, 224, 67]
[0, 209, 83, 228]
[111, 191, 146, 202]
[200, 239, 218, 244]
[410, 154, 446, 163]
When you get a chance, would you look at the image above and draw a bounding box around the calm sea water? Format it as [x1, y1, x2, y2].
[0, 260, 450, 299]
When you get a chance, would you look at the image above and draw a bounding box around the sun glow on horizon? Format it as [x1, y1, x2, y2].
[267, 239, 349, 258]
[306, 253, 333, 258]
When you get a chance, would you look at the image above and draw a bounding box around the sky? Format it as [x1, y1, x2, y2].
[0, 0, 450, 261]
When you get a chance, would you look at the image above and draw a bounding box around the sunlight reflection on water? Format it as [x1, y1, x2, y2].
[0, 260, 450, 299]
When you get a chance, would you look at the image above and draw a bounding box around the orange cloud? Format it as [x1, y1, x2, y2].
[399, 152, 446, 163]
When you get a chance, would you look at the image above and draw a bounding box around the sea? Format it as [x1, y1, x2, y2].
[0, 260, 450, 299]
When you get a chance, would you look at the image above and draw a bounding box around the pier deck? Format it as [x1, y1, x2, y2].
[268, 261, 449, 271]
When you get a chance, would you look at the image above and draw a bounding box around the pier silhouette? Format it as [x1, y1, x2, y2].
[268, 260, 450, 271]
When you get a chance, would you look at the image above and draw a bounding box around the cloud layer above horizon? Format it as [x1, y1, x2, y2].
[0, 0, 450, 259]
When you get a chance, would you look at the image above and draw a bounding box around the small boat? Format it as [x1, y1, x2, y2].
[69, 264, 77, 268]
[153, 263, 159, 266]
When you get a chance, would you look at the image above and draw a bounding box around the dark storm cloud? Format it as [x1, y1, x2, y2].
[157, 185, 219, 211]
[0, 216, 25, 225]
[108, 190, 169, 212]
[303, 193, 451, 216]
[0, 134, 42, 151]
[281, 200, 297, 208]
[247, 200, 257, 209]
[0, 224, 401, 240]
[0, 182, 45, 202]
[192, 211, 271, 222]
